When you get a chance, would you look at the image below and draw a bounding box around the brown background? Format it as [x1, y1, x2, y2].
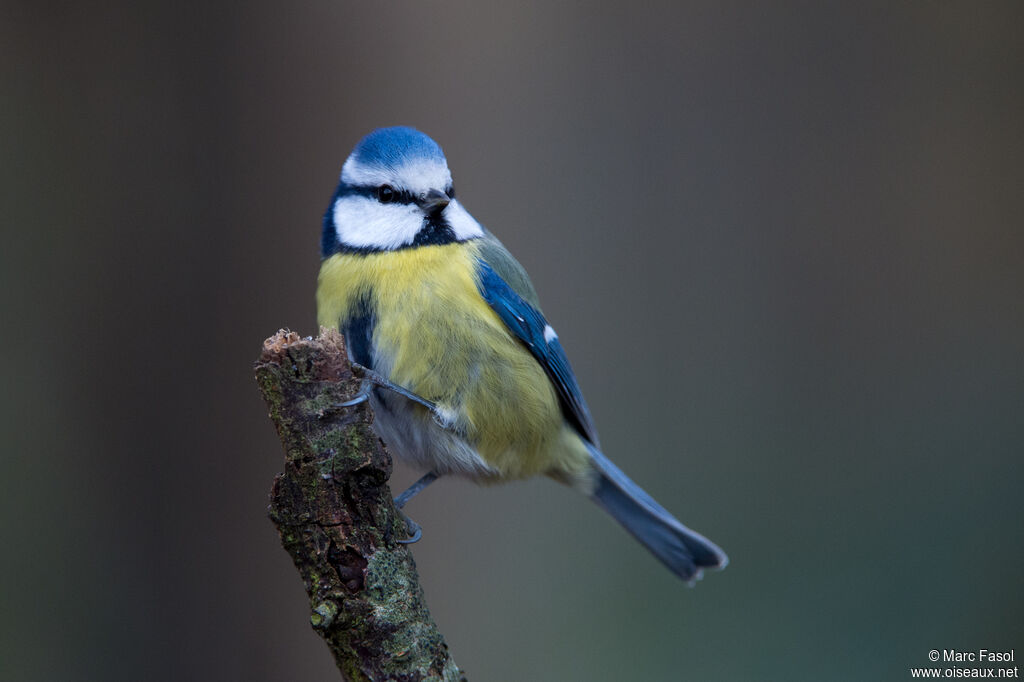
[4, 2, 1022, 680]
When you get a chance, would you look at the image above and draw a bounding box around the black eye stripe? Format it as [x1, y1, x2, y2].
[342, 184, 419, 205]
[340, 183, 456, 206]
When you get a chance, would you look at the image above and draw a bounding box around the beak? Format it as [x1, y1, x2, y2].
[417, 189, 451, 215]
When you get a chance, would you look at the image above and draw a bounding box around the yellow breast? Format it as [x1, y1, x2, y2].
[316, 242, 580, 478]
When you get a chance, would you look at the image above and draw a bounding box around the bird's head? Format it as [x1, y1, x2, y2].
[322, 126, 483, 256]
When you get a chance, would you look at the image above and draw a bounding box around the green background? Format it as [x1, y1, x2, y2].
[4, 2, 1022, 680]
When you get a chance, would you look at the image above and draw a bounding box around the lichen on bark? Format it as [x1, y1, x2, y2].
[256, 328, 465, 681]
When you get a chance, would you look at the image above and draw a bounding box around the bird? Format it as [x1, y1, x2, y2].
[317, 126, 727, 583]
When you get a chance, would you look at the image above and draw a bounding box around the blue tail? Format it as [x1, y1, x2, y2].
[586, 445, 728, 584]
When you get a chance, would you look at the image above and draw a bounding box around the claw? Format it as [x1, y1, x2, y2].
[392, 472, 438, 544]
[335, 379, 372, 408]
[397, 513, 423, 544]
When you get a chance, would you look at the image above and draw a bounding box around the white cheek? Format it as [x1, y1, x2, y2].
[444, 200, 484, 241]
[333, 196, 423, 250]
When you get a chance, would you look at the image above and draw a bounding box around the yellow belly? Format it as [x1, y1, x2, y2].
[317, 242, 587, 479]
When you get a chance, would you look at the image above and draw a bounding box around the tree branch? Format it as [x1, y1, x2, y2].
[255, 328, 465, 682]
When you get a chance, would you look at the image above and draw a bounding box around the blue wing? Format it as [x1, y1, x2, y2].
[475, 258, 600, 447]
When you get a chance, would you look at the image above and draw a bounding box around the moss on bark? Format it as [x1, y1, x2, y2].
[256, 328, 465, 681]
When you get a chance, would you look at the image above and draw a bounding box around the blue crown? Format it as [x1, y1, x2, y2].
[351, 126, 446, 168]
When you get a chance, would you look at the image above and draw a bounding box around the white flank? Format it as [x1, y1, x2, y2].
[432, 405, 459, 430]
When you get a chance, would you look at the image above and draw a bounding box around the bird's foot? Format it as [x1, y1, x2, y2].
[336, 366, 463, 435]
[392, 472, 438, 544]
[335, 363, 438, 412]
[397, 512, 423, 544]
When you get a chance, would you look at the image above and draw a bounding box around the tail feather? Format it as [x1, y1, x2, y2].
[586, 445, 727, 584]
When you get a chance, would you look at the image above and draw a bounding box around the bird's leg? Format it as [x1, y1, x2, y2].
[337, 364, 460, 435]
[395, 471, 439, 509]
[334, 366, 446, 543]
[394, 471, 439, 544]
[337, 363, 437, 411]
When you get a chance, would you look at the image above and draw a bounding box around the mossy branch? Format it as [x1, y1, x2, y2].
[255, 328, 465, 681]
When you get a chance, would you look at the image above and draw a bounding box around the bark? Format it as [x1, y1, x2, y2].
[255, 328, 465, 682]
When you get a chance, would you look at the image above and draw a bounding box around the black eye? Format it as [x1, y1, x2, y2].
[376, 185, 396, 203]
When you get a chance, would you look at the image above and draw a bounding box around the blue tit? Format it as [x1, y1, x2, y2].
[317, 126, 727, 583]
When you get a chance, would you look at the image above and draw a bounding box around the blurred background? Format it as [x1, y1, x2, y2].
[3, 2, 1022, 680]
